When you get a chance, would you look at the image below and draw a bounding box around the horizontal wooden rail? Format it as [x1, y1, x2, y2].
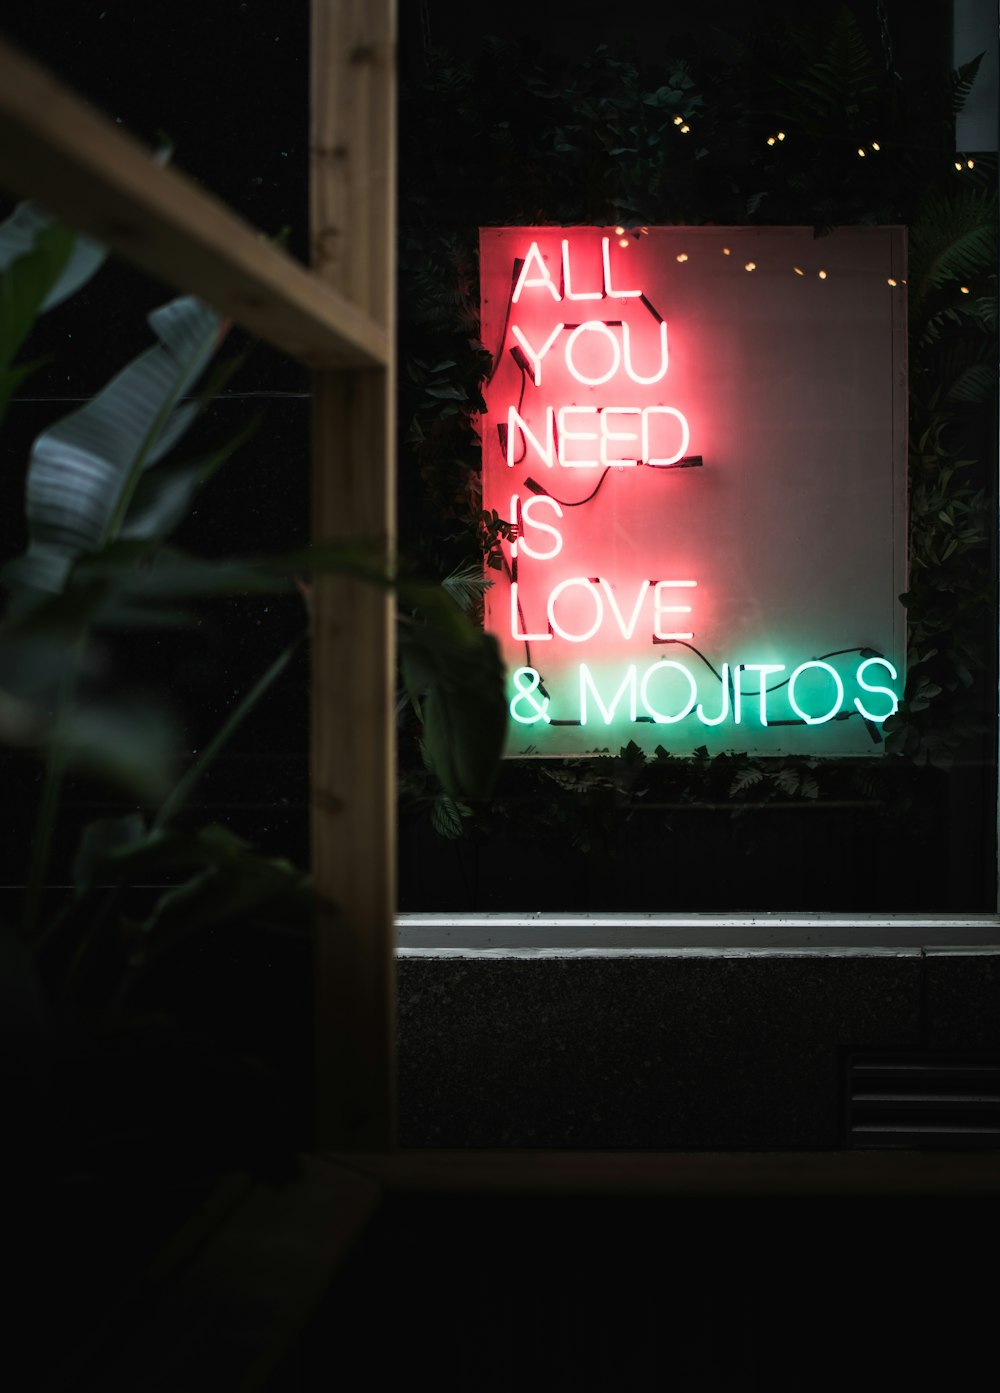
[332, 1149, 1000, 1196]
[0, 36, 388, 370]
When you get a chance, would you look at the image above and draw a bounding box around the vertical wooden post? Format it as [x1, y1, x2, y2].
[310, 0, 396, 1149]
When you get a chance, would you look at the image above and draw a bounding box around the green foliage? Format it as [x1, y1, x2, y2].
[0, 201, 506, 944]
[398, 11, 997, 838]
[909, 184, 998, 310]
[399, 601, 507, 803]
[0, 188, 508, 1189]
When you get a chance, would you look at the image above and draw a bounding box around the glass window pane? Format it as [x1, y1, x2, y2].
[397, 4, 997, 916]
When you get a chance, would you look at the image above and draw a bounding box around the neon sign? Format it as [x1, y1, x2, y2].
[481, 226, 908, 757]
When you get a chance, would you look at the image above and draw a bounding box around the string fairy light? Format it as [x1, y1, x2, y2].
[566, 239, 909, 287]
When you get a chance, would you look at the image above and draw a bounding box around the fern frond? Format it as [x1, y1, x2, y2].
[920, 293, 997, 346]
[729, 766, 764, 796]
[948, 359, 997, 405]
[774, 4, 879, 131]
[951, 53, 983, 116]
[910, 185, 998, 307]
[441, 560, 492, 612]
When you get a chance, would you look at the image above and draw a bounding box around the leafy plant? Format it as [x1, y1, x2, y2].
[0, 199, 506, 1180]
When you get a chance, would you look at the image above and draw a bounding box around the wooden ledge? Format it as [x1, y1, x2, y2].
[327, 1148, 1000, 1196]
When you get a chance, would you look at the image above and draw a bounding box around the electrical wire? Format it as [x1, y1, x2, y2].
[498, 363, 531, 465]
[526, 468, 611, 508]
[485, 261, 520, 385]
[651, 638, 726, 685]
[737, 647, 884, 696]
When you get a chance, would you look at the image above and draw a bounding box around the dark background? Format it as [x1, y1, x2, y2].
[0, 10, 996, 1389]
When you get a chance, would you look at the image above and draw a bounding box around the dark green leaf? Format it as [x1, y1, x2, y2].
[430, 793, 468, 839]
[72, 814, 147, 894]
[424, 383, 467, 400]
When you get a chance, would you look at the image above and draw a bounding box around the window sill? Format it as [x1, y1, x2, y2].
[397, 912, 1000, 954]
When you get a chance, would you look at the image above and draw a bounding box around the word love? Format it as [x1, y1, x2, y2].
[507, 237, 690, 469]
[509, 494, 696, 642]
[510, 657, 900, 729]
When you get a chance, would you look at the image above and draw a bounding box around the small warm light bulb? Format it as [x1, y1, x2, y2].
[614, 225, 625, 235]
[857, 147, 866, 157]
[639, 226, 649, 235]
[961, 285, 971, 294]
[722, 247, 731, 255]
[776, 131, 785, 141]
[745, 261, 756, 272]
[955, 161, 964, 171]
[818, 269, 828, 279]
[673, 115, 683, 126]
[680, 123, 690, 133]
[767, 136, 776, 146]
[676, 252, 689, 263]
[967, 158, 975, 169]
[793, 267, 804, 276]
[619, 238, 629, 248]
[872, 141, 881, 151]
[887, 277, 897, 287]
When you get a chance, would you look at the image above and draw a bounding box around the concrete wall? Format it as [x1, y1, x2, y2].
[398, 948, 1000, 1146]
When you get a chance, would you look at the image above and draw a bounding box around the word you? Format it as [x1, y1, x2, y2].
[506, 238, 690, 469]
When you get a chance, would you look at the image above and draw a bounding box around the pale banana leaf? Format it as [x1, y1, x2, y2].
[2, 296, 224, 599]
[0, 202, 106, 312]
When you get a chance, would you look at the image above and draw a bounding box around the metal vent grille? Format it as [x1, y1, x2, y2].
[846, 1054, 1000, 1148]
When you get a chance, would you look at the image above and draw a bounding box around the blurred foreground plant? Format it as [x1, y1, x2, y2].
[0, 200, 505, 1182]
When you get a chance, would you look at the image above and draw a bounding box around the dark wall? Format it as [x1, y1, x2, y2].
[398, 948, 1000, 1148]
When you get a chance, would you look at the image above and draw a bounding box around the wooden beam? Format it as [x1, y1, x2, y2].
[310, 0, 397, 1150]
[0, 36, 387, 370]
[327, 1149, 1000, 1197]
